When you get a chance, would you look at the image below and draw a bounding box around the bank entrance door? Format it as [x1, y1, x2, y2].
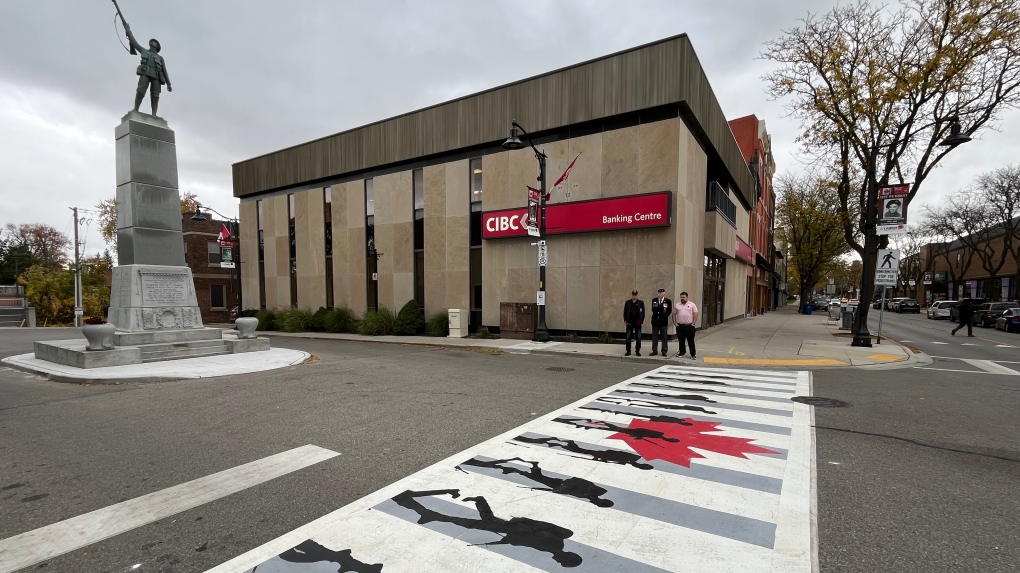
[703, 253, 726, 328]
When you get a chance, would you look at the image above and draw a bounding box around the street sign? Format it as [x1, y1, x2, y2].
[538, 244, 548, 267]
[74, 306, 83, 315]
[220, 262, 235, 269]
[877, 184, 909, 225]
[372, 272, 378, 281]
[875, 248, 900, 286]
[923, 272, 933, 285]
[526, 225, 541, 238]
[876, 223, 908, 235]
[536, 291, 546, 305]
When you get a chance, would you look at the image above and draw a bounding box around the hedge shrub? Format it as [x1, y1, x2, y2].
[394, 300, 425, 335]
[358, 307, 397, 336]
[324, 306, 359, 333]
[426, 311, 449, 337]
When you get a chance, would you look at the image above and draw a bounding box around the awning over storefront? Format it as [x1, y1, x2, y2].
[756, 253, 773, 272]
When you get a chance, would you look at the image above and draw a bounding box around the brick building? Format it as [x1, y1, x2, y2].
[728, 115, 778, 315]
[182, 213, 239, 323]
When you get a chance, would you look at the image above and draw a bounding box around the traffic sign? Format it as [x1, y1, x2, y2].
[537, 244, 548, 267]
[875, 248, 900, 287]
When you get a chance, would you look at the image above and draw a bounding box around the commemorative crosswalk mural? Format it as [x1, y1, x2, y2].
[211, 366, 816, 573]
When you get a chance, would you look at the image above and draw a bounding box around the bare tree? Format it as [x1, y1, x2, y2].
[764, 0, 1020, 259]
[922, 164, 1020, 299]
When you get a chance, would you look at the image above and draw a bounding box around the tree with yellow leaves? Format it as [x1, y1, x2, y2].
[96, 191, 202, 255]
[764, 0, 1020, 258]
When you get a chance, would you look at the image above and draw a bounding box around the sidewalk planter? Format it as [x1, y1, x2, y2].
[235, 317, 259, 339]
[82, 323, 116, 350]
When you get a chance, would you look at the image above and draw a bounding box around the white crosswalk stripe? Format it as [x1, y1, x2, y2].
[207, 367, 816, 573]
[0, 445, 340, 573]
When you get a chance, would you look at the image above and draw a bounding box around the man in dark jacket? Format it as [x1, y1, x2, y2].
[623, 290, 645, 356]
[649, 288, 672, 357]
[952, 299, 976, 337]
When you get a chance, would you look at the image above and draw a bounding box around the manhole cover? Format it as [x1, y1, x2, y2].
[546, 367, 575, 372]
[791, 396, 850, 408]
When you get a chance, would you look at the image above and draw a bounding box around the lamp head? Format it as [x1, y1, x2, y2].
[938, 117, 972, 148]
[190, 205, 207, 221]
[502, 119, 524, 150]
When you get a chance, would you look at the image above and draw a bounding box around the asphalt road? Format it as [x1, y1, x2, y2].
[2, 326, 1017, 572]
[814, 310, 1020, 572]
[0, 330, 657, 573]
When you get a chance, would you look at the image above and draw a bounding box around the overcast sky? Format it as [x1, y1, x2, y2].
[1, 0, 1017, 257]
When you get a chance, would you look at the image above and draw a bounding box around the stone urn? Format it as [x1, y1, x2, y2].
[82, 323, 116, 351]
[235, 317, 259, 339]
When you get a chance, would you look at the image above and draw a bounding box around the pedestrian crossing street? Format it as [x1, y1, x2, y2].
[207, 366, 817, 573]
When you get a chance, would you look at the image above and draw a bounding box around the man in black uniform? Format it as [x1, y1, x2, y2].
[623, 290, 645, 357]
[650, 288, 673, 357]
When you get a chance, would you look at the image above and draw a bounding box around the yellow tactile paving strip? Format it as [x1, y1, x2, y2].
[703, 357, 848, 366]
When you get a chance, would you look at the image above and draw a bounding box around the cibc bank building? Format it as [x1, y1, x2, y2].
[234, 34, 772, 336]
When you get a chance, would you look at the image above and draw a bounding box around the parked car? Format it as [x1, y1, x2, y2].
[950, 298, 989, 322]
[896, 299, 921, 313]
[927, 300, 957, 320]
[886, 297, 909, 311]
[974, 301, 1020, 327]
[995, 308, 1020, 333]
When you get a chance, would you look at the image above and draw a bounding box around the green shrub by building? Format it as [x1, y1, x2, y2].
[394, 300, 425, 335]
[359, 307, 397, 335]
[426, 311, 449, 337]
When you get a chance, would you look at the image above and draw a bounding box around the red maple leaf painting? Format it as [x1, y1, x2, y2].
[606, 418, 778, 468]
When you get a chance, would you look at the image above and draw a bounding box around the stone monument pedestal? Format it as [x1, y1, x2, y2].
[33, 112, 269, 369]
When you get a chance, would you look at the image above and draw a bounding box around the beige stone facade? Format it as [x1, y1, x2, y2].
[234, 35, 767, 335]
[240, 117, 756, 334]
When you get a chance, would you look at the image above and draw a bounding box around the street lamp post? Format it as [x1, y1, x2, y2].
[851, 116, 971, 347]
[502, 118, 550, 343]
[191, 205, 242, 317]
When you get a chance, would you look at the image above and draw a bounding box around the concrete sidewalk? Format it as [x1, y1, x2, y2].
[253, 303, 926, 370]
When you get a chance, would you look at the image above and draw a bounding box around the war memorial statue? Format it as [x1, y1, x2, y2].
[113, 0, 172, 116]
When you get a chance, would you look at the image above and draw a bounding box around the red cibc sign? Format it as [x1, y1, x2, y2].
[482, 191, 672, 239]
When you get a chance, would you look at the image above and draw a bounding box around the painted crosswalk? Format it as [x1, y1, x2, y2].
[206, 366, 816, 573]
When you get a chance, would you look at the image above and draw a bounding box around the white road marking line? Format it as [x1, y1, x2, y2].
[997, 345, 1018, 348]
[0, 445, 339, 573]
[960, 343, 980, 346]
[961, 359, 1020, 376]
[914, 367, 998, 374]
[931, 342, 949, 345]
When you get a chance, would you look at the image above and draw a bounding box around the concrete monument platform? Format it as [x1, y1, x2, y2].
[31, 111, 271, 370]
[4, 347, 306, 384]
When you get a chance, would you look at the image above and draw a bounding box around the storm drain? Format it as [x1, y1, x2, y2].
[546, 367, 576, 372]
[791, 396, 851, 408]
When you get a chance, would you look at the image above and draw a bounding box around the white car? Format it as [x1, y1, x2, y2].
[927, 300, 957, 320]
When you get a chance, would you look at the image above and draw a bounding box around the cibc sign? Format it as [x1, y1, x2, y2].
[482, 191, 672, 239]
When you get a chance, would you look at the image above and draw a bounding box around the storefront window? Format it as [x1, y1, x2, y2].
[365, 179, 378, 311]
[324, 187, 334, 309]
[470, 158, 483, 203]
[288, 193, 297, 308]
[413, 169, 424, 308]
[702, 253, 726, 328]
[257, 199, 265, 309]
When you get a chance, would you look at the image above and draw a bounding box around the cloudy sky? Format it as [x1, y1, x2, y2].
[1, 0, 1017, 257]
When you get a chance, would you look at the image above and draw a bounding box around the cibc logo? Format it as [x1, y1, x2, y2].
[484, 213, 527, 233]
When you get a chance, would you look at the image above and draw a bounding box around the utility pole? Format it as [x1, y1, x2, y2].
[71, 207, 83, 327]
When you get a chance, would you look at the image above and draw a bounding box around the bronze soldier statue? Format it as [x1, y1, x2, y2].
[114, 2, 172, 116]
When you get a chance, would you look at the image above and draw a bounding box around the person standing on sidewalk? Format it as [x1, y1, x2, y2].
[673, 291, 699, 360]
[623, 290, 645, 356]
[650, 288, 672, 357]
[952, 299, 976, 337]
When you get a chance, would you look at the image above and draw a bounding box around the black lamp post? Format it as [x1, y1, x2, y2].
[191, 204, 242, 317]
[851, 116, 971, 347]
[502, 118, 550, 343]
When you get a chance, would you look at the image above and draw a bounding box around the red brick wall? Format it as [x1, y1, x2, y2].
[182, 215, 239, 324]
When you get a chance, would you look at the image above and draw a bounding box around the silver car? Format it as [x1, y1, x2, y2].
[927, 300, 956, 320]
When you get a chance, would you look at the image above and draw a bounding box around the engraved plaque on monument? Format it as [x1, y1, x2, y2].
[140, 271, 188, 306]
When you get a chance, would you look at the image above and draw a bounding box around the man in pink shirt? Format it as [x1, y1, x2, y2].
[672, 291, 699, 360]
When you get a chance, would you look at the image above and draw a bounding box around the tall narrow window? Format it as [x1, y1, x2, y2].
[257, 199, 266, 309]
[288, 193, 297, 308]
[324, 187, 334, 309]
[469, 158, 483, 331]
[365, 179, 378, 311]
[413, 169, 425, 308]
